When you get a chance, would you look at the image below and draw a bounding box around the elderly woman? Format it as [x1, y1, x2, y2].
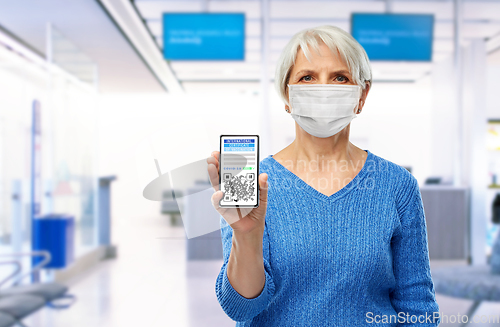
[207, 25, 440, 326]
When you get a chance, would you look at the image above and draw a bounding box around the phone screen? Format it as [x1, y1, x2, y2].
[219, 135, 259, 208]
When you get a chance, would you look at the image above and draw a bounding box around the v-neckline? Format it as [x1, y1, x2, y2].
[268, 149, 373, 202]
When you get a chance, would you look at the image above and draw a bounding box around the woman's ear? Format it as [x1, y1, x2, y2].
[285, 89, 291, 113]
[284, 84, 291, 113]
[359, 82, 370, 111]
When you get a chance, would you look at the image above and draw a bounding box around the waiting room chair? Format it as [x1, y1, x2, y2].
[432, 230, 500, 326]
[0, 251, 74, 326]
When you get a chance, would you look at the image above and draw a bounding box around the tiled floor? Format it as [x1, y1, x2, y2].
[23, 214, 234, 327]
[20, 214, 500, 326]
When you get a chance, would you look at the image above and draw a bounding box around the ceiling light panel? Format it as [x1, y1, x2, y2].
[134, 1, 203, 18]
[270, 1, 385, 18]
[463, 2, 500, 20]
[391, 1, 453, 19]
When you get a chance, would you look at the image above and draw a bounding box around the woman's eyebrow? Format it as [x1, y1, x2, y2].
[330, 69, 351, 76]
[294, 69, 316, 77]
[294, 69, 352, 77]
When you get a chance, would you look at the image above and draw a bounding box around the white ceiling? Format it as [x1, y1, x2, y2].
[0, 0, 164, 93]
[0, 0, 499, 94]
[133, 0, 500, 85]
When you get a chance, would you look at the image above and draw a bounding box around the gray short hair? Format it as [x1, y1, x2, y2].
[274, 25, 372, 106]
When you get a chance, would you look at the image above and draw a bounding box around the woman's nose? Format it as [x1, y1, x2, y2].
[317, 75, 333, 84]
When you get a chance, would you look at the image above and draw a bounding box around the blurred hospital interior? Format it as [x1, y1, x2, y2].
[0, 0, 500, 326]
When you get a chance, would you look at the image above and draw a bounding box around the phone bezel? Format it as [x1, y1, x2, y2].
[219, 135, 260, 208]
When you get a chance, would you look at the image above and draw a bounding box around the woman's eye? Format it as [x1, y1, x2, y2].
[336, 76, 348, 82]
[301, 75, 312, 82]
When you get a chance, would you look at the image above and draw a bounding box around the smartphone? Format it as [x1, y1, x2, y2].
[219, 135, 260, 208]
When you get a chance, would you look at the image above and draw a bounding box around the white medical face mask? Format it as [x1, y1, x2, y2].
[288, 84, 362, 138]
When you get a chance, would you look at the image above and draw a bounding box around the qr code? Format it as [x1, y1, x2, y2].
[223, 173, 256, 202]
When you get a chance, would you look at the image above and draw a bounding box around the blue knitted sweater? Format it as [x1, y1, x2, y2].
[216, 149, 441, 326]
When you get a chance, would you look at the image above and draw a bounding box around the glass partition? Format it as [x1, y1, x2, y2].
[0, 24, 98, 283]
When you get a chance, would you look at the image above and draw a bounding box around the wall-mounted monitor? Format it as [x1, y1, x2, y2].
[351, 13, 434, 61]
[163, 13, 245, 60]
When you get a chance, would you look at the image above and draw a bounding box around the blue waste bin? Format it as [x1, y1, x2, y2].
[33, 214, 74, 269]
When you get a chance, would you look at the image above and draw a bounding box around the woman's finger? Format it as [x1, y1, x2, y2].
[211, 151, 220, 163]
[211, 190, 226, 215]
[253, 173, 269, 216]
[207, 163, 220, 192]
[207, 155, 219, 171]
[211, 192, 242, 225]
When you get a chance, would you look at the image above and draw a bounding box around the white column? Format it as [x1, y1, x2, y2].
[260, 0, 271, 158]
[453, 0, 464, 187]
[463, 39, 488, 265]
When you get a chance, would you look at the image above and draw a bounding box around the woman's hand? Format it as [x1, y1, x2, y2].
[207, 150, 269, 235]
[208, 150, 268, 299]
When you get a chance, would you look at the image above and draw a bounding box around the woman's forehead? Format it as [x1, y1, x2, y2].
[293, 45, 349, 72]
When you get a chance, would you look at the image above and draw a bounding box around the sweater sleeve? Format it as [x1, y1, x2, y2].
[215, 215, 276, 322]
[390, 173, 441, 326]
